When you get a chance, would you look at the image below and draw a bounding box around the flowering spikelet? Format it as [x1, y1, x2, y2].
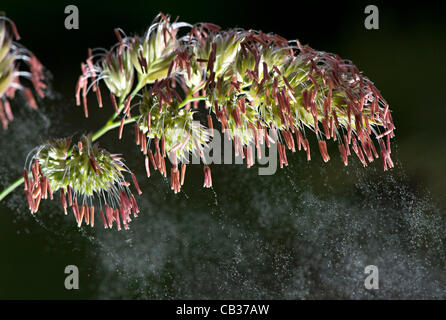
[135, 88, 210, 191]
[24, 135, 141, 230]
[101, 48, 135, 99]
[77, 14, 187, 117]
[129, 14, 185, 82]
[77, 12, 395, 196]
[0, 15, 46, 129]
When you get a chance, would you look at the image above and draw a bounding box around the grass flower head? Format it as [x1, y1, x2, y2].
[24, 135, 141, 230]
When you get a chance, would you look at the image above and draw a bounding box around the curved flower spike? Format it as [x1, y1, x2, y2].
[0, 15, 46, 130]
[76, 13, 395, 197]
[24, 135, 141, 230]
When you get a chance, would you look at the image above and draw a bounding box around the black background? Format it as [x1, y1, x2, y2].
[0, 0, 446, 299]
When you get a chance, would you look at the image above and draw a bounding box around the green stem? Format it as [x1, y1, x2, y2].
[178, 95, 206, 109]
[112, 79, 146, 121]
[92, 117, 137, 142]
[0, 176, 25, 202]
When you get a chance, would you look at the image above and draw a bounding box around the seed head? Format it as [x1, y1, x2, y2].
[77, 13, 396, 197]
[185, 27, 395, 171]
[24, 135, 141, 230]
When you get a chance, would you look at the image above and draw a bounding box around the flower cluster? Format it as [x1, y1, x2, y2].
[24, 135, 141, 230]
[0, 15, 46, 129]
[78, 13, 395, 195]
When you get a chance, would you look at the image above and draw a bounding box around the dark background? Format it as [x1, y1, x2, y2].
[0, 0, 445, 299]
